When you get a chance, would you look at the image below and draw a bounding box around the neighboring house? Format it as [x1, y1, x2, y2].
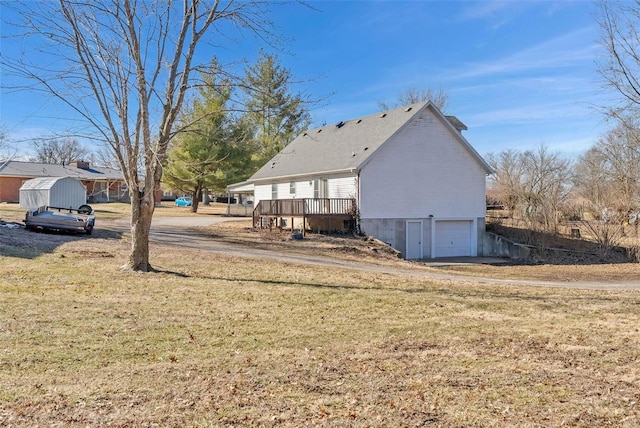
[0, 160, 127, 203]
[235, 101, 493, 259]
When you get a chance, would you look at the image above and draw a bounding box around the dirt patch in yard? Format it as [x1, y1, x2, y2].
[201, 220, 403, 264]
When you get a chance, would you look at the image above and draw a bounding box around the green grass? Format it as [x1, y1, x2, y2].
[1, 238, 640, 426]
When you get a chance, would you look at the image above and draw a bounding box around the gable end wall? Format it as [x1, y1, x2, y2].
[359, 109, 486, 219]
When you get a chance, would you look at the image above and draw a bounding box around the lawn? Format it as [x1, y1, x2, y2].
[0, 201, 232, 223]
[1, 234, 639, 426]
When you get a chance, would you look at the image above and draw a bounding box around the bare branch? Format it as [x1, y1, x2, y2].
[2, 0, 280, 271]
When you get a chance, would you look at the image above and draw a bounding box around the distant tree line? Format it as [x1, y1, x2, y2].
[487, 1, 640, 258]
[487, 124, 640, 256]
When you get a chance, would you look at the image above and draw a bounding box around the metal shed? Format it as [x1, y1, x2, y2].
[19, 176, 87, 209]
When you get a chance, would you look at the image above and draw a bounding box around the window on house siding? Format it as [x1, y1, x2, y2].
[289, 181, 296, 195]
[313, 179, 328, 198]
[271, 183, 277, 200]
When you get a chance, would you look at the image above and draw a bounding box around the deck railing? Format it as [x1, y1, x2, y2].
[253, 198, 355, 227]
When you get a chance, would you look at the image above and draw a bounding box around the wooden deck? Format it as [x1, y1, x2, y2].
[253, 198, 356, 232]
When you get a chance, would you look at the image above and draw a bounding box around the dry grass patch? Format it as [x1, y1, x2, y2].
[1, 237, 640, 426]
[153, 201, 232, 217]
[436, 262, 640, 283]
[0, 203, 28, 223]
[0, 201, 232, 223]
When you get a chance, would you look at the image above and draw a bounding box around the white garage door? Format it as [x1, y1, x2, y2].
[434, 220, 472, 257]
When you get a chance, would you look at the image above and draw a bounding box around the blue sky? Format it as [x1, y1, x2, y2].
[1, 1, 612, 159]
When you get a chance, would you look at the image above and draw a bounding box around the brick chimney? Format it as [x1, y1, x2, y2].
[70, 160, 90, 170]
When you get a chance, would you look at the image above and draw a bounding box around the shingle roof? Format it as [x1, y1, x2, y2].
[249, 101, 490, 182]
[0, 160, 123, 181]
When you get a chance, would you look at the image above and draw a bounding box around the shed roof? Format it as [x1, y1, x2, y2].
[249, 101, 491, 182]
[19, 176, 78, 191]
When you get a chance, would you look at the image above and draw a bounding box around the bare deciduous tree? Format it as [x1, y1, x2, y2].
[596, 0, 640, 124]
[488, 145, 572, 233]
[378, 86, 449, 112]
[579, 215, 625, 258]
[573, 147, 609, 216]
[574, 123, 640, 219]
[3, 0, 276, 271]
[486, 149, 523, 216]
[0, 126, 8, 161]
[519, 146, 573, 233]
[31, 138, 89, 165]
[90, 147, 122, 170]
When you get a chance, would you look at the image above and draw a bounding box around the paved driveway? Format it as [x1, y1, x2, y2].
[102, 216, 640, 291]
[109, 215, 240, 228]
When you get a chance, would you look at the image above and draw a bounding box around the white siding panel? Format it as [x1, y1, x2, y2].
[53, 178, 86, 209]
[20, 190, 46, 209]
[293, 179, 314, 199]
[328, 175, 357, 198]
[254, 184, 272, 205]
[359, 109, 486, 220]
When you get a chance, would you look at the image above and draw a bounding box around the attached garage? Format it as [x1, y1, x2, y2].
[20, 176, 87, 209]
[433, 220, 474, 257]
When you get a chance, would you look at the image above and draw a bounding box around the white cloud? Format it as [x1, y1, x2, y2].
[464, 99, 597, 128]
[460, 0, 539, 30]
[461, 0, 532, 21]
[449, 28, 597, 80]
[452, 75, 595, 96]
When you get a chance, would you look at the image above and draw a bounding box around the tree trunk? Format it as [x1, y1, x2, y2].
[124, 191, 155, 272]
[192, 182, 203, 213]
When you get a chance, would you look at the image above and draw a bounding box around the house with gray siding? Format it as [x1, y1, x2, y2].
[234, 101, 492, 259]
